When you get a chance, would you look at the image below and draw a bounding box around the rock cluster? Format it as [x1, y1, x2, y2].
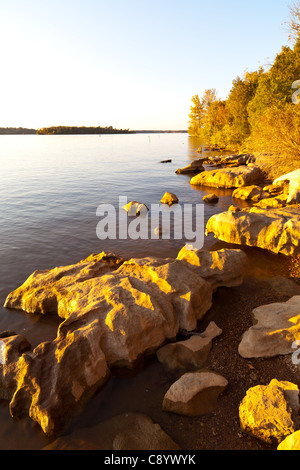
[2, 247, 247, 436]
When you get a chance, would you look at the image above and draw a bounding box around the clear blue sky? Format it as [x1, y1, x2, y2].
[0, 0, 292, 130]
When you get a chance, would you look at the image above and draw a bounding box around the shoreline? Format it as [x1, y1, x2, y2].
[1, 148, 300, 450]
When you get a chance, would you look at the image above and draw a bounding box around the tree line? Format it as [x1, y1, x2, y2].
[37, 126, 134, 135]
[0, 127, 36, 134]
[188, 2, 300, 166]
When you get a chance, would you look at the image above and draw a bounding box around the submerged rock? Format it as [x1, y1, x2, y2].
[238, 296, 300, 359]
[160, 192, 179, 206]
[239, 379, 299, 445]
[162, 370, 228, 416]
[206, 206, 300, 256]
[175, 159, 205, 175]
[122, 201, 149, 216]
[203, 193, 219, 204]
[190, 165, 264, 189]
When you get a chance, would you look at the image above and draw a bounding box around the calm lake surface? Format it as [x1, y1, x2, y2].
[0, 133, 237, 449]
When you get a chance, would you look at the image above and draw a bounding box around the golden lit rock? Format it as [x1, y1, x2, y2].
[160, 192, 179, 206]
[206, 206, 300, 256]
[238, 296, 300, 358]
[239, 379, 299, 445]
[190, 165, 264, 188]
[177, 247, 247, 290]
[278, 430, 300, 450]
[232, 185, 269, 201]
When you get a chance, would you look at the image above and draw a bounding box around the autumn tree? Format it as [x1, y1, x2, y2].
[188, 95, 205, 136]
[188, 89, 219, 138]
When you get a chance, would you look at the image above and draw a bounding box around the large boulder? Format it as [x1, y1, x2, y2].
[5, 254, 214, 366]
[3, 252, 218, 435]
[239, 379, 299, 445]
[162, 370, 228, 416]
[274, 169, 300, 204]
[238, 296, 300, 359]
[176, 247, 247, 290]
[206, 206, 300, 256]
[190, 165, 264, 188]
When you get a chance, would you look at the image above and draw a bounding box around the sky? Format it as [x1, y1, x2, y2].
[0, 0, 293, 130]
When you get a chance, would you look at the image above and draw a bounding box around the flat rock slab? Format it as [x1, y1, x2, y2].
[190, 165, 264, 188]
[238, 296, 300, 359]
[206, 206, 300, 256]
[162, 370, 228, 416]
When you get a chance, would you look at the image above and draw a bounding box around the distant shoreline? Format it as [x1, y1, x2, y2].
[0, 127, 188, 135]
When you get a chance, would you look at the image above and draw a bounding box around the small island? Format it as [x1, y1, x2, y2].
[36, 125, 134, 135]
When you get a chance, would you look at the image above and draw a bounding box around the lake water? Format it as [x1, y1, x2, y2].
[0, 133, 237, 449]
